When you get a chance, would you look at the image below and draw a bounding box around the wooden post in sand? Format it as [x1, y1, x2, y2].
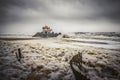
[15, 48, 22, 62]
[70, 52, 90, 80]
[80, 52, 82, 63]
[79, 52, 82, 70]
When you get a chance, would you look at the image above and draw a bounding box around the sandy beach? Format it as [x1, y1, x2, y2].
[0, 35, 120, 80]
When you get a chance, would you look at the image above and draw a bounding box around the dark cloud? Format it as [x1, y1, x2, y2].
[0, 0, 120, 33]
[1, 0, 120, 22]
[0, 0, 24, 24]
[90, 0, 120, 22]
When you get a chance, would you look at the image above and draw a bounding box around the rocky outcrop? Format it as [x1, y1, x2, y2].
[33, 32, 61, 38]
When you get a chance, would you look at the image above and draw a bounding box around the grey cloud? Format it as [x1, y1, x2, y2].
[1, 0, 120, 22]
[0, 0, 120, 33]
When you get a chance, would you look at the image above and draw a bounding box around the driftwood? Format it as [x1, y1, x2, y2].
[70, 52, 90, 80]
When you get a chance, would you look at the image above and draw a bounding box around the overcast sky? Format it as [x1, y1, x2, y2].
[0, 0, 120, 34]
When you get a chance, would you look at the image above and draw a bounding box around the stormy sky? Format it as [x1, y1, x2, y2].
[0, 0, 120, 34]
